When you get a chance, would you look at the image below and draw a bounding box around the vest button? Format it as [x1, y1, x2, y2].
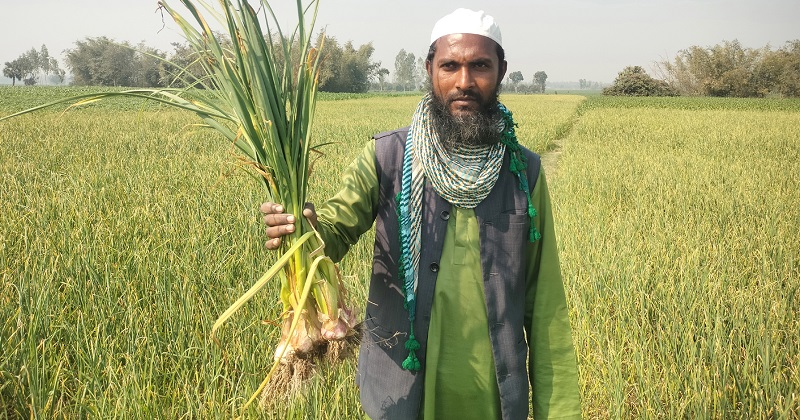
[440, 210, 450, 221]
[429, 262, 439, 272]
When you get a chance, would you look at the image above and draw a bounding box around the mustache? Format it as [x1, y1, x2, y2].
[446, 90, 480, 103]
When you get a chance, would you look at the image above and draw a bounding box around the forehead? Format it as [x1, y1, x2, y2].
[432, 33, 497, 61]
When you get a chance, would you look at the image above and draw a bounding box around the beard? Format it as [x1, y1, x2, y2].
[428, 84, 503, 151]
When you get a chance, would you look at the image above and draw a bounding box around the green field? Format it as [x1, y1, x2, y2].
[1, 88, 798, 418]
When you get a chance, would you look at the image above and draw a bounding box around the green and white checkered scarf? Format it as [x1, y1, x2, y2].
[403, 92, 506, 290]
[394, 93, 506, 371]
[416, 97, 506, 208]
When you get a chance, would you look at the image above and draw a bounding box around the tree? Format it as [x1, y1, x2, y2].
[315, 35, 342, 89]
[64, 37, 175, 87]
[657, 39, 763, 97]
[508, 71, 523, 92]
[603, 66, 677, 96]
[135, 43, 168, 88]
[775, 40, 800, 97]
[394, 49, 416, 91]
[316, 37, 380, 93]
[20, 48, 40, 85]
[3, 59, 29, 86]
[66, 37, 137, 86]
[375, 67, 390, 91]
[753, 40, 800, 97]
[2, 45, 64, 86]
[36, 45, 65, 84]
[533, 71, 548, 93]
[161, 41, 211, 88]
[415, 56, 427, 90]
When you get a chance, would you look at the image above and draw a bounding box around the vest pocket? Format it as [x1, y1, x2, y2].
[484, 214, 528, 272]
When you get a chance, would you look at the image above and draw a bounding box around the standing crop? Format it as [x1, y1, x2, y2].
[0, 0, 358, 411]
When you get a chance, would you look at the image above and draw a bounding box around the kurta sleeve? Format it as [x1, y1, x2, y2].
[314, 140, 380, 263]
[524, 169, 582, 419]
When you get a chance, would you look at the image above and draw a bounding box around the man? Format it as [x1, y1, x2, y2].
[261, 9, 581, 420]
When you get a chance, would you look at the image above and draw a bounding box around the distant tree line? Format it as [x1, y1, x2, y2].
[3, 38, 552, 95]
[3, 45, 65, 86]
[3, 34, 385, 93]
[658, 39, 800, 97]
[11, 37, 797, 98]
[606, 39, 800, 97]
[503, 70, 550, 94]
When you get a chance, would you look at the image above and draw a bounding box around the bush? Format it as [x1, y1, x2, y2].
[603, 66, 678, 97]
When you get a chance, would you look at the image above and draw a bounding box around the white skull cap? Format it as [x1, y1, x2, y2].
[430, 8, 502, 47]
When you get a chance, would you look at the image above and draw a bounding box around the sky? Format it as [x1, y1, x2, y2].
[1, 0, 798, 85]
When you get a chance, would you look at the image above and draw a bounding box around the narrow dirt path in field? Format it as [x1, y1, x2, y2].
[540, 136, 565, 182]
[539, 99, 585, 183]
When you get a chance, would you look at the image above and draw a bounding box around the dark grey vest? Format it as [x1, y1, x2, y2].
[357, 127, 541, 420]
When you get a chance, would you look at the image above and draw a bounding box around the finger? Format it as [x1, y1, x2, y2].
[263, 213, 295, 227]
[259, 202, 284, 215]
[265, 237, 281, 250]
[265, 223, 295, 239]
[303, 203, 318, 228]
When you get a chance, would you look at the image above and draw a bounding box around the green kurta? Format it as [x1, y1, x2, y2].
[421, 206, 502, 419]
[316, 141, 580, 419]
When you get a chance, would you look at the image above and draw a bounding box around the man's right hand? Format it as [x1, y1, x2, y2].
[259, 202, 317, 250]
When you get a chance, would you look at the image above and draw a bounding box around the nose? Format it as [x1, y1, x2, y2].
[456, 66, 475, 90]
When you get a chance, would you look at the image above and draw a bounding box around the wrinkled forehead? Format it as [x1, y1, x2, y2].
[432, 33, 500, 60]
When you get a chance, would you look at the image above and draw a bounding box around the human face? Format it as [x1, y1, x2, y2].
[426, 33, 507, 118]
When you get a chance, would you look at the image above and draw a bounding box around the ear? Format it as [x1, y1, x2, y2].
[498, 60, 508, 83]
[426, 59, 432, 76]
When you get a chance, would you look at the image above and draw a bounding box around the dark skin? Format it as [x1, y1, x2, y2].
[260, 202, 317, 250]
[261, 33, 506, 249]
[426, 33, 507, 117]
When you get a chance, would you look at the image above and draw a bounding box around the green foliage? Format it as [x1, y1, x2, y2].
[555, 95, 800, 418]
[316, 36, 379, 93]
[158, 41, 217, 88]
[754, 40, 800, 97]
[65, 37, 169, 87]
[0, 92, 582, 417]
[581, 94, 800, 112]
[2, 56, 30, 85]
[508, 70, 524, 92]
[3, 90, 799, 417]
[603, 66, 678, 97]
[533, 70, 548, 93]
[2, 45, 64, 86]
[394, 49, 417, 91]
[374, 67, 390, 91]
[660, 39, 800, 97]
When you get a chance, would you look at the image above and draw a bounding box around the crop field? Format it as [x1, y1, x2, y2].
[1, 87, 799, 418]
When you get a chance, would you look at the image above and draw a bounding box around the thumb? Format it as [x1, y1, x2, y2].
[302, 203, 318, 228]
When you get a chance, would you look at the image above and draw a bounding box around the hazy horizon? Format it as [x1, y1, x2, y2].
[1, 0, 798, 86]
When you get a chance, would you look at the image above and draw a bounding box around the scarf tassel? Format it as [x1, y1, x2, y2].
[402, 326, 422, 371]
[500, 105, 541, 244]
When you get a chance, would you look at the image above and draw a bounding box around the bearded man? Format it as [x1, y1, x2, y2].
[261, 9, 581, 420]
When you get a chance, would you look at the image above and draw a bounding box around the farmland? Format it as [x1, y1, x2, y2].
[1, 87, 799, 418]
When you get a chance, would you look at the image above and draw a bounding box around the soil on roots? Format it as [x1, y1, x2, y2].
[259, 355, 316, 409]
[259, 324, 362, 408]
[325, 323, 362, 363]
